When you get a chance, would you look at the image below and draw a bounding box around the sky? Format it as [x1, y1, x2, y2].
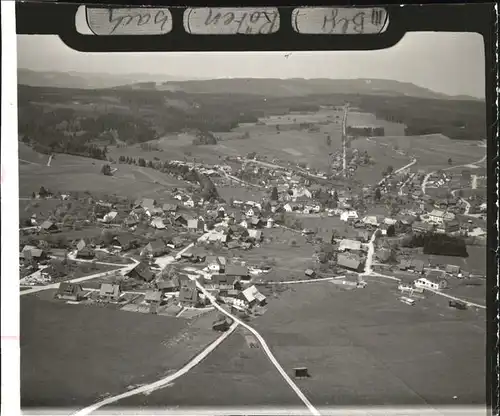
[16, 9, 485, 98]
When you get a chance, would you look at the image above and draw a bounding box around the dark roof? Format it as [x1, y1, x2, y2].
[130, 262, 155, 281]
[148, 239, 167, 252]
[179, 286, 198, 303]
[145, 290, 162, 302]
[58, 282, 83, 295]
[337, 254, 362, 271]
[113, 234, 136, 246]
[225, 264, 249, 277]
[41, 220, 57, 230]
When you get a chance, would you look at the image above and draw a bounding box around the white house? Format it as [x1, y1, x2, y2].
[362, 216, 379, 227]
[414, 277, 447, 290]
[240, 219, 249, 229]
[284, 203, 293, 213]
[266, 218, 275, 228]
[246, 208, 255, 218]
[427, 210, 454, 224]
[292, 187, 312, 200]
[184, 199, 195, 208]
[340, 210, 358, 222]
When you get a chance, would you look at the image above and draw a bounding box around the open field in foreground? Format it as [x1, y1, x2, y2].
[251, 280, 485, 407]
[21, 295, 220, 409]
[108, 327, 304, 409]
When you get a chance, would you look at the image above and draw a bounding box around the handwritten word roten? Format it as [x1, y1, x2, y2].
[292, 7, 388, 35]
[184, 8, 280, 35]
[86, 7, 172, 35]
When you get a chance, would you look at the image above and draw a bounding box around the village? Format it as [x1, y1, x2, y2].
[20, 140, 487, 330]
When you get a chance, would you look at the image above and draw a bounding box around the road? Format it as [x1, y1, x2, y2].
[398, 172, 416, 196]
[426, 289, 486, 310]
[360, 230, 378, 275]
[421, 154, 486, 195]
[190, 275, 321, 416]
[218, 168, 264, 189]
[70, 322, 240, 416]
[378, 158, 417, 186]
[471, 175, 478, 190]
[256, 275, 345, 285]
[47, 155, 53, 167]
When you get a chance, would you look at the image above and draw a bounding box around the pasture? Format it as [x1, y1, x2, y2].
[252, 280, 485, 406]
[109, 327, 304, 409]
[19, 149, 185, 199]
[21, 295, 220, 409]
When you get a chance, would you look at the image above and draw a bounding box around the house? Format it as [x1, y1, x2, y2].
[445, 264, 461, 275]
[174, 214, 188, 226]
[337, 253, 363, 272]
[124, 217, 139, 228]
[240, 219, 249, 229]
[304, 269, 316, 278]
[162, 203, 178, 214]
[428, 210, 448, 224]
[283, 203, 293, 213]
[157, 277, 180, 292]
[239, 285, 266, 307]
[247, 229, 263, 242]
[340, 210, 358, 222]
[42, 260, 67, 281]
[249, 217, 264, 229]
[147, 207, 164, 217]
[187, 218, 205, 231]
[266, 218, 275, 228]
[76, 239, 88, 252]
[99, 283, 122, 301]
[211, 273, 237, 290]
[151, 218, 166, 229]
[102, 211, 118, 223]
[184, 198, 195, 208]
[141, 198, 157, 210]
[338, 239, 362, 253]
[76, 247, 95, 259]
[126, 262, 156, 282]
[357, 230, 371, 242]
[225, 264, 250, 280]
[178, 286, 199, 305]
[20, 245, 47, 261]
[414, 276, 447, 290]
[362, 216, 379, 227]
[206, 256, 226, 273]
[412, 221, 434, 234]
[142, 240, 168, 257]
[144, 290, 163, 311]
[112, 234, 137, 251]
[375, 248, 392, 263]
[40, 221, 58, 233]
[55, 283, 85, 301]
[213, 316, 233, 332]
[245, 207, 256, 218]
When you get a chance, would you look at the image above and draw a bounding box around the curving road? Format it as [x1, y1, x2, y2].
[70, 322, 240, 416]
[421, 154, 486, 195]
[189, 275, 321, 416]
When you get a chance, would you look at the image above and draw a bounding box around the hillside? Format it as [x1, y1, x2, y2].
[124, 78, 482, 101]
[17, 84, 486, 160]
[17, 69, 199, 90]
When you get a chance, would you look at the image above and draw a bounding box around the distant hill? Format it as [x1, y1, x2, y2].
[17, 69, 200, 90]
[18, 71, 482, 101]
[127, 78, 483, 101]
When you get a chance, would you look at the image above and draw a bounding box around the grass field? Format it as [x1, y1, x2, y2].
[251, 280, 485, 406]
[19, 144, 186, 199]
[108, 327, 304, 409]
[21, 295, 221, 409]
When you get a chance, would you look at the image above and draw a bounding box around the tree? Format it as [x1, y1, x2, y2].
[386, 165, 394, 175]
[326, 135, 332, 146]
[375, 188, 382, 201]
[39, 186, 48, 198]
[270, 186, 279, 201]
[31, 192, 36, 199]
[448, 158, 453, 166]
[101, 164, 113, 176]
[386, 224, 396, 237]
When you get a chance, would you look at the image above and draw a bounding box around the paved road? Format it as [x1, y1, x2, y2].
[70, 322, 240, 416]
[256, 276, 345, 285]
[190, 276, 321, 416]
[426, 289, 486, 310]
[360, 230, 378, 276]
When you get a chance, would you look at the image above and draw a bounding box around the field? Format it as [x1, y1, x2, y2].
[19, 143, 186, 199]
[251, 280, 485, 406]
[21, 294, 221, 409]
[107, 327, 304, 409]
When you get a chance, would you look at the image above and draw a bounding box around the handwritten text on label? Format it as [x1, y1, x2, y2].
[292, 7, 388, 35]
[184, 8, 280, 35]
[86, 7, 172, 35]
